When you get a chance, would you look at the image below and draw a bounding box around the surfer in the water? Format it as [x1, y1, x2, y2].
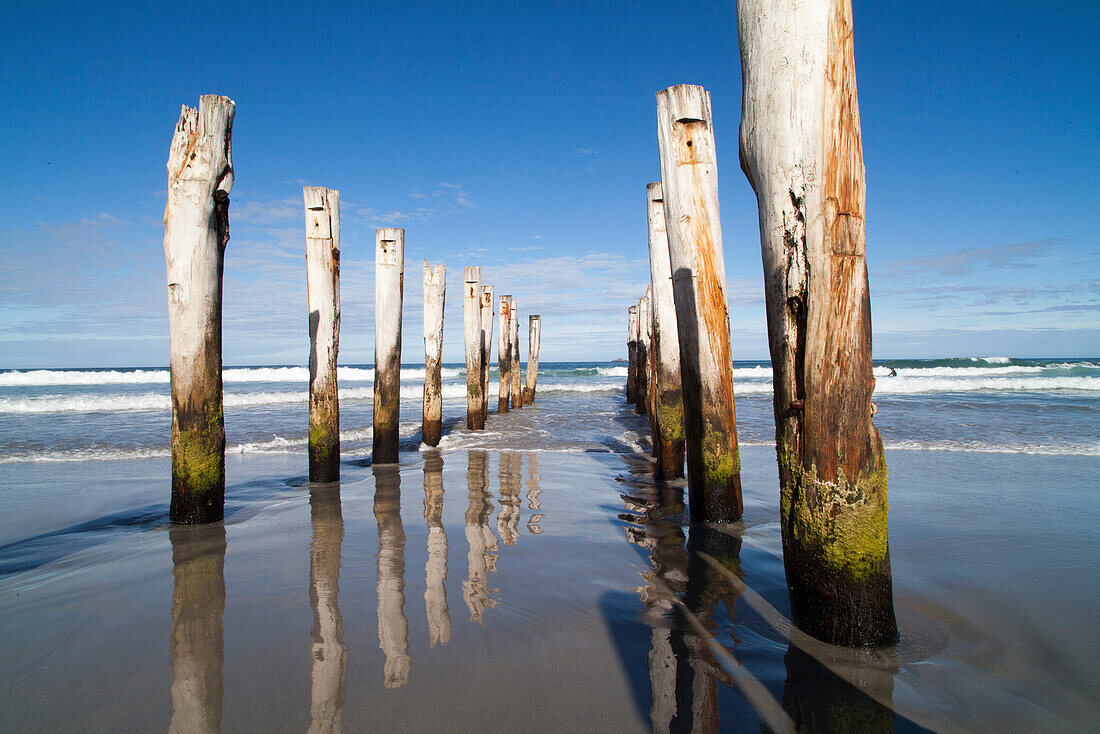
[888, 368, 898, 377]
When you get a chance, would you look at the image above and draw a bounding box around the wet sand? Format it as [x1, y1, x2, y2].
[1, 432, 1097, 731]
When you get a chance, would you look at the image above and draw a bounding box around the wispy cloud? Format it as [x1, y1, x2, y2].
[879, 238, 1060, 277]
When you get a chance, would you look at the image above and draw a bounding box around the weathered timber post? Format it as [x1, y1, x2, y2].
[656, 84, 743, 522]
[648, 181, 686, 479]
[634, 294, 650, 416]
[737, 0, 896, 645]
[372, 229, 404, 464]
[164, 95, 234, 524]
[643, 286, 658, 446]
[509, 298, 522, 410]
[304, 186, 341, 482]
[627, 306, 639, 403]
[479, 285, 495, 426]
[523, 315, 541, 405]
[422, 261, 446, 446]
[463, 267, 484, 430]
[308, 484, 347, 730]
[497, 296, 512, 413]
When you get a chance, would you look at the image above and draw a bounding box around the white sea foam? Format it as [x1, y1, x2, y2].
[0, 365, 464, 387]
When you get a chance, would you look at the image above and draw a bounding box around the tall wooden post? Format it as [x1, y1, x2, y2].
[738, 0, 896, 645]
[304, 186, 341, 482]
[509, 298, 522, 410]
[644, 286, 658, 444]
[648, 182, 687, 479]
[164, 95, 234, 524]
[656, 84, 743, 522]
[523, 315, 541, 405]
[479, 285, 495, 425]
[497, 296, 512, 413]
[635, 294, 650, 416]
[422, 261, 445, 446]
[373, 229, 404, 464]
[463, 267, 484, 430]
[627, 306, 639, 403]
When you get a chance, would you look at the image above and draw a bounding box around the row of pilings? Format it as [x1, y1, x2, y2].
[629, 0, 896, 648]
[162, 95, 541, 522]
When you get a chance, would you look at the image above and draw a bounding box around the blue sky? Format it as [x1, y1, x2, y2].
[1, 1, 1097, 368]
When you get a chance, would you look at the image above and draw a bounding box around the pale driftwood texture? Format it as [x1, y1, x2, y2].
[656, 84, 743, 522]
[422, 261, 446, 446]
[373, 229, 404, 464]
[479, 285, 495, 425]
[463, 267, 484, 429]
[509, 298, 522, 410]
[308, 486, 347, 732]
[304, 186, 341, 482]
[164, 95, 234, 524]
[627, 306, 639, 403]
[647, 183, 685, 479]
[497, 296, 512, 413]
[523, 315, 541, 405]
[373, 466, 410, 688]
[423, 452, 451, 648]
[738, 0, 896, 645]
[634, 294, 650, 416]
[169, 525, 226, 734]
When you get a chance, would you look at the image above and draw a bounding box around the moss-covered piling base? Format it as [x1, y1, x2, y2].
[170, 419, 225, 525]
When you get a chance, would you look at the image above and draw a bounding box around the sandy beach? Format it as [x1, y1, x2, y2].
[2, 392, 1096, 732]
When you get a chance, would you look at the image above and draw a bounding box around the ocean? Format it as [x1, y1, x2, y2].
[2, 357, 1097, 463]
[0, 357, 1097, 731]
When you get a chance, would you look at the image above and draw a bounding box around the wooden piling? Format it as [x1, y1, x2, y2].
[463, 267, 484, 430]
[523, 315, 541, 405]
[163, 95, 234, 524]
[497, 296, 512, 413]
[644, 286, 658, 446]
[737, 0, 896, 645]
[509, 298, 522, 410]
[647, 182, 686, 479]
[422, 261, 445, 446]
[304, 186, 341, 482]
[372, 228, 404, 464]
[656, 84, 743, 522]
[627, 306, 639, 403]
[635, 293, 650, 416]
[479, 285, 495, 426]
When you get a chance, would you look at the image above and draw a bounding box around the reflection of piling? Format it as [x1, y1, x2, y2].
[304, 186, 341, 482]
[497, 452, 522, 545]
[463, 267, 484, 430]
[308, 485, 347, 732]
[422, 261, 446, 446]
[524, 453, 543, 534]
[423, 451, 451, 648]
[523, 315, 541, 405]
[163, 95, 235, 524]
[497, 297, 513, 413]
[463, 451, 498, 624]
[373, 466, 410, 688]
[627, 306, 639, 403]
[737, 0, 896, 645]
[479, 286, 495, 426]
[656, 84, 743, 522]
[509, 301, 522, 410]
[169, 523, 226, 733]
[646, 183, 686, 480]
[372, 229, 404, 464]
